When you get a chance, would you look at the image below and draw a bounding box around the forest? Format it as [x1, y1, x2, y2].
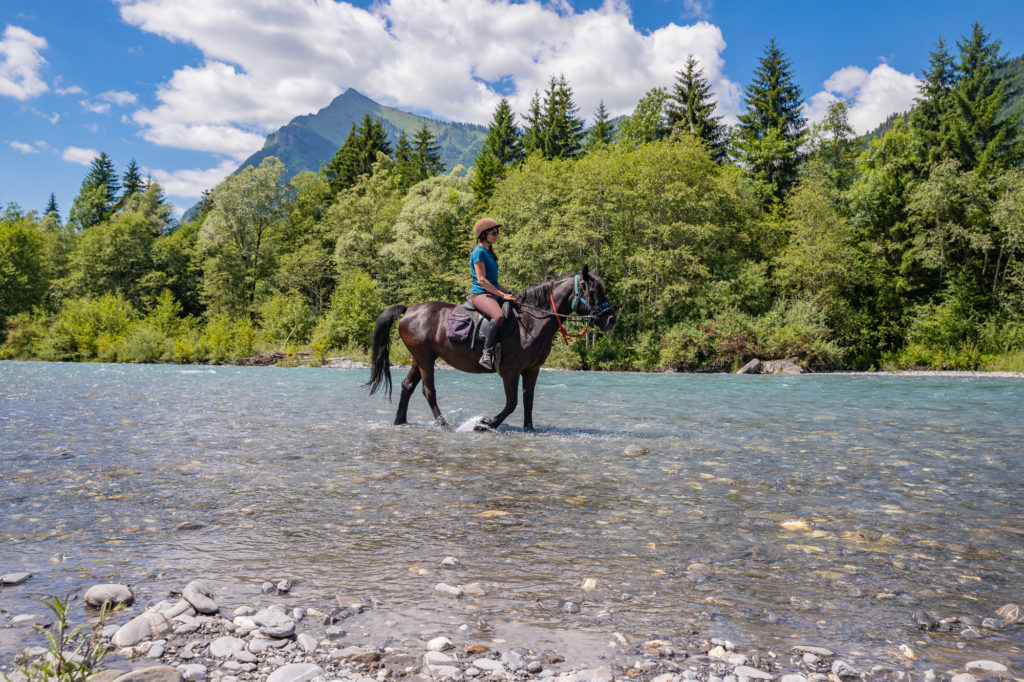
[2, 23, 1023, 372]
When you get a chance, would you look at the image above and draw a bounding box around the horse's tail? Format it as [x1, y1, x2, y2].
[364, 304, 408, 402]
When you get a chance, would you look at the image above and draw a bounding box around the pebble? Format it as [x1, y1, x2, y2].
[182, 580, 218, 615]
[581, 578, 598, 591]
[441, 557, 461, 569]
[261, 582, 278, 595]
[177, 664, 207, 682]
[502, 650, 527, 671]
[276, 579, 292, 593]
[209, 636, 245, 658]
[996, 603, 1021, 622]
[950, 675, 977, 682]
[780, 676, 807, 682]
[85, 583, 135, 608]
[111, 665, 183, 682]
[434, 583, 464, 598]
[9, 614, 45, 626]
[792, 646, 834, 657]
[253, 607, 296, 638]
[113, 611, 172, 648]
[562, 601, 581, 613]
[265, 663, 323, 682]
[734, 666, 774, 680]
[830, 660, 859, 679]
[473, 658, 505, 673]
[964, 661, 1008, 675]
[427, 636, 453, 651]
[297, 633, 317, 653]
[0, 572, 33, 586]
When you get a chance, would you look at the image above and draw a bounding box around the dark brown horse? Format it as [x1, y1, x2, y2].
[365, 267, 615, 431]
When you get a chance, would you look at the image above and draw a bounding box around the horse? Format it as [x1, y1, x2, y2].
[364, 266, 615, 431]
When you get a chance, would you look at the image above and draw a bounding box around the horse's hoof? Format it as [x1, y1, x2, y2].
[473, 418, 494, 432]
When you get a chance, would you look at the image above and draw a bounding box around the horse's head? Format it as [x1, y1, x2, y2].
[578, 265, 616, 333]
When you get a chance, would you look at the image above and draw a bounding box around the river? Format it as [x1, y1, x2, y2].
[1, 361, 1022, 671]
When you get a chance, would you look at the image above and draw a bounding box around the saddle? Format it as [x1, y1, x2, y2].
[446, 297, 514, 349]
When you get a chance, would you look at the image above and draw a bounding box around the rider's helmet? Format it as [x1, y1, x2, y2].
[473, 217, 502, 239]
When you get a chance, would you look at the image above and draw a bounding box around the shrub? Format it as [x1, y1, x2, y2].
[313, 270, 383, 352]
[258, 292, 313, 346]
[659, 321, 709, 371]
[200, 314, 256, 363]
[36, 294, 138, 361]
[1, 309, 48, 359]
[757, 298, 843, 370]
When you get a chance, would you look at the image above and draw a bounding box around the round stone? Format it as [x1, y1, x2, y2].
[182, 580, 218, 615]
[85, 584, 135, 608]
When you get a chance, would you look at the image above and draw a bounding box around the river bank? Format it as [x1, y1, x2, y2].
[2, 571, 1020, 682]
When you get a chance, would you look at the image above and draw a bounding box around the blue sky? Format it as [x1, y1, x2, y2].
[3, 1, 1023, 219]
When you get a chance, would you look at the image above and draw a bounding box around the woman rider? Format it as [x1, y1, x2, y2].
[470, 217, 516, 369]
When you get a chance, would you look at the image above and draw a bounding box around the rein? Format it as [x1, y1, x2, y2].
[548, 282, 588, 346]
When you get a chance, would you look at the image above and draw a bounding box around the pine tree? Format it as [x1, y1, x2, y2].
[910, 36, 957, 167]
[412, 122, 445, 182]
[521, 91, 544, 156]
[120, 159, 146, 206]
[521, 76, 584, 160]
[471, 98, 523, 207]
[586, 100, 615, 149]
[734, 39, 807, 200]
[44, 192, 62, 227]
[322, 115, 393, 194]
[69, 152, 120, 228]
[393, 131, 418, 189]
[541, 75, 585, 159]
[667, 55, 727, 161]
[950, 22, 1023, 175]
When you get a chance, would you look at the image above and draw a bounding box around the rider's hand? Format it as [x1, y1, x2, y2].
[504, 292, 516, 302]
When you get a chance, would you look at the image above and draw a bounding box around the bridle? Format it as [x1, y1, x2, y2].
[545, 274, 613, 346]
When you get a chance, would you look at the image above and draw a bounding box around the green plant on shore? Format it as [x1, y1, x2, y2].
[5, 594, 109, 682]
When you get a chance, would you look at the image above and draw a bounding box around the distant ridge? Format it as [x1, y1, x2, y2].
[236, 88, 488, 183]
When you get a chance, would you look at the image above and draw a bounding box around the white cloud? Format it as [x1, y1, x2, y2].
[807, 63, 921, 135]
[115, 0, 742, 157]
[54, 76, 84, 96]
[99, 89, 137, 106]
[145, 159, 237, 199]
[682, 0, 712, 19]
[0, 25, 49, 100]
[63, 146, 99, 166]
[9, 140, 37, 154]
[80, 99, 111, 114]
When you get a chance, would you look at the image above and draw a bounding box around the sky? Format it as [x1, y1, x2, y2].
[3, 1, 1024, 219]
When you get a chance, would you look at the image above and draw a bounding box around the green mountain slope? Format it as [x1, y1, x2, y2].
[237, 88, 488, 181]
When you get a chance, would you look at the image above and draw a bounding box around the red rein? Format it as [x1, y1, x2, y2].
[549, 282, 587, 346]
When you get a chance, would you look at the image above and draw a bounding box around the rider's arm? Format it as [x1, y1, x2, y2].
[474, 261, 515, 300]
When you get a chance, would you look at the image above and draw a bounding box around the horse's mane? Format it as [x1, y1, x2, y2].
[516, 274, 574, 309]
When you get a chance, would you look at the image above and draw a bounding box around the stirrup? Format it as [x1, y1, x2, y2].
[479, 349, 494, 370]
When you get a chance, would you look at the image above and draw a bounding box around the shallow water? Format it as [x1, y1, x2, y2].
[1, 361, 1023, 669]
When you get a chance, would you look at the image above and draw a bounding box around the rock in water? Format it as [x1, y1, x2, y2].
[182, 580, 218, 614]
[996, 603, 1022, 623]
[0, 572, 32, 586]
[112, 612, 172, 648]
[912, 610, 937, 631]
[964, 661, 1008, 675]
[85, 584, 135, 608]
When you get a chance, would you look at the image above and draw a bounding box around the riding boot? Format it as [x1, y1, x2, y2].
[479, 320, 500, 370]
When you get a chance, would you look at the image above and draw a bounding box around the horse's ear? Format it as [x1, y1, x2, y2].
[582, 264, 589, 279]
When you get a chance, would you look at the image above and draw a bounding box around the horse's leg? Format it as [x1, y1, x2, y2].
[482, 370, 520, 429]
[394, 364, 421, 425]
[419, 361, 448, 428]
[521, 367, 540, 433]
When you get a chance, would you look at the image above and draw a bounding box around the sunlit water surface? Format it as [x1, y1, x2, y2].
[1, 361, 1023, 670]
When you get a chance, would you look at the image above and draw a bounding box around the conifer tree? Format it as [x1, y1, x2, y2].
[910, 36, 957, 167]
[667, 55, 727, 161]
[44, 193, 62, 227]
[393, 131, 418, 189]
[69, 152, 120, 229]
[472, 98, 523, 207]
[950, 22, 1023, 175]
[734, 39, 807, 200]
[322, 115, 392, 194]
[521, 92, 544, 156]
[412, 122, 445, 182]
[521, 76, 585, 160]
[586, 100, 615, 149]
[120, 159, 146, 206]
